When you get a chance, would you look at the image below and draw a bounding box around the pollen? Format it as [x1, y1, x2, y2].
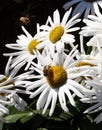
[0, 76, 14, 96]
[28, 39, 40, 55]
[49, 25, 64, 43]
[44, 65, 67, 88]
[0, 76, 14, 85]
[76, 61, 95, 67]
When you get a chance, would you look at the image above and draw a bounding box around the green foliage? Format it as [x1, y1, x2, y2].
[3, 100, 102, 130]
[4, 112, 33, 123]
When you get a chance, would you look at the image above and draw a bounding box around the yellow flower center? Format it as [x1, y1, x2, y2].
[85, 0, 95, 2]
[49, 25, 64, 43]
[0, 76, 14, 96]
[0, 77, 14, 85]
[43, 65, 67, 88]
[28, 39, 40, 55]
[76, 61, 95, 67]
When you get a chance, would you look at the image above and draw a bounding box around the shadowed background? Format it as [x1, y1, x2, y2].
[0, 0, 67, 73]
[1, 1, 102, 130]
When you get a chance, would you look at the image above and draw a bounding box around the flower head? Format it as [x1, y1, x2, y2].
[63, 0, 102, 18]
[80, 10, 102, 37]
[36, 8, 80, 56]
[80, 57, 102, 123]
[81, 81, 102, 124]
[0, 56, 32, 113]
[26, 46, 91, 116]
[4, 25, 41, 71]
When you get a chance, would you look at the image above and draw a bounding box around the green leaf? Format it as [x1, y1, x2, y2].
[86, 46, 92, 54]
[86, 114, 94, 123]
[20, 112, 34, 123]
[4, 112, 33, 123]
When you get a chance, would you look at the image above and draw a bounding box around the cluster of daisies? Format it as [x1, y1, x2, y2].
[1, 0, 102, 126]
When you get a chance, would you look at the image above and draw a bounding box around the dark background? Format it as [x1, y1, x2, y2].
[0, 0, 68, 73]
[1, 0, 102, 130]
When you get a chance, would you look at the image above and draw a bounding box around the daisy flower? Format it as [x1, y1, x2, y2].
[0, 95, 9, 119]
[0, 56, 32, 129]
[63, 0, 102, 18]
[3, 25, 41, 71]
[80, 57, 102, 123]
[76, 35, 101, 66]
[36, 8, 81, 56]
[0, 56, 32, 112]
[80, 35, 102, 78]
[79, 34, 102, 72]
[80, 10, 102, 37]
[0, 96, 9, 130]
[70, 36, 100, 92]
[26, 46, 93, 116]
[81, 80, 102, 123]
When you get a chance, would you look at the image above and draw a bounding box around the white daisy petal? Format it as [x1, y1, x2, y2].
[37, 87, 50, 110]
[73, 1, 87, 17]
[93, 2, 101, 17]
[61, 8, 72, 26]
[67, 82, 84, 98]
[84, 4, 91, 18]
[53, 9, 60, 24]
[42, 89, 53, 114]
[26, 45, 96, 116]
[26, 78, 46, 91]
[49, 90, 57, 116]
[30, 84, 47, 98]
[35, 8, 80, 56]
[63, 0, 82, 10]
[0, 104, 9, 114]
[63, 0, 102, 18]
[64, 86, 75, 106]
[21, 26, 32, 39]
[94, 112, 102, 124]
[58, 88, 69, 112]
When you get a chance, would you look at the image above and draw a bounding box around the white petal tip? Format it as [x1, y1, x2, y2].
[83, 110, 88, 114]
[26, 87, 31, 91]
[29, 94, 34, 98]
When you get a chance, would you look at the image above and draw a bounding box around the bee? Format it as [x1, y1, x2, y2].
[20, 16, 30, 25]
[43, 65, 51, 76]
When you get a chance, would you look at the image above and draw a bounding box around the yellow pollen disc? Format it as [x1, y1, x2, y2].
[85, 0, 95, 2]
[0, 76, 14, 96]
[49, 25, 64, 43]
[28, 39, 40, 55]
[76, 61, 95, 67]
[0, 77, 14, 85]
[45, 65, 67, 88]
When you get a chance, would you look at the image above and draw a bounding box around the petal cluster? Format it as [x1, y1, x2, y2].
[1, 5, 102, 125]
